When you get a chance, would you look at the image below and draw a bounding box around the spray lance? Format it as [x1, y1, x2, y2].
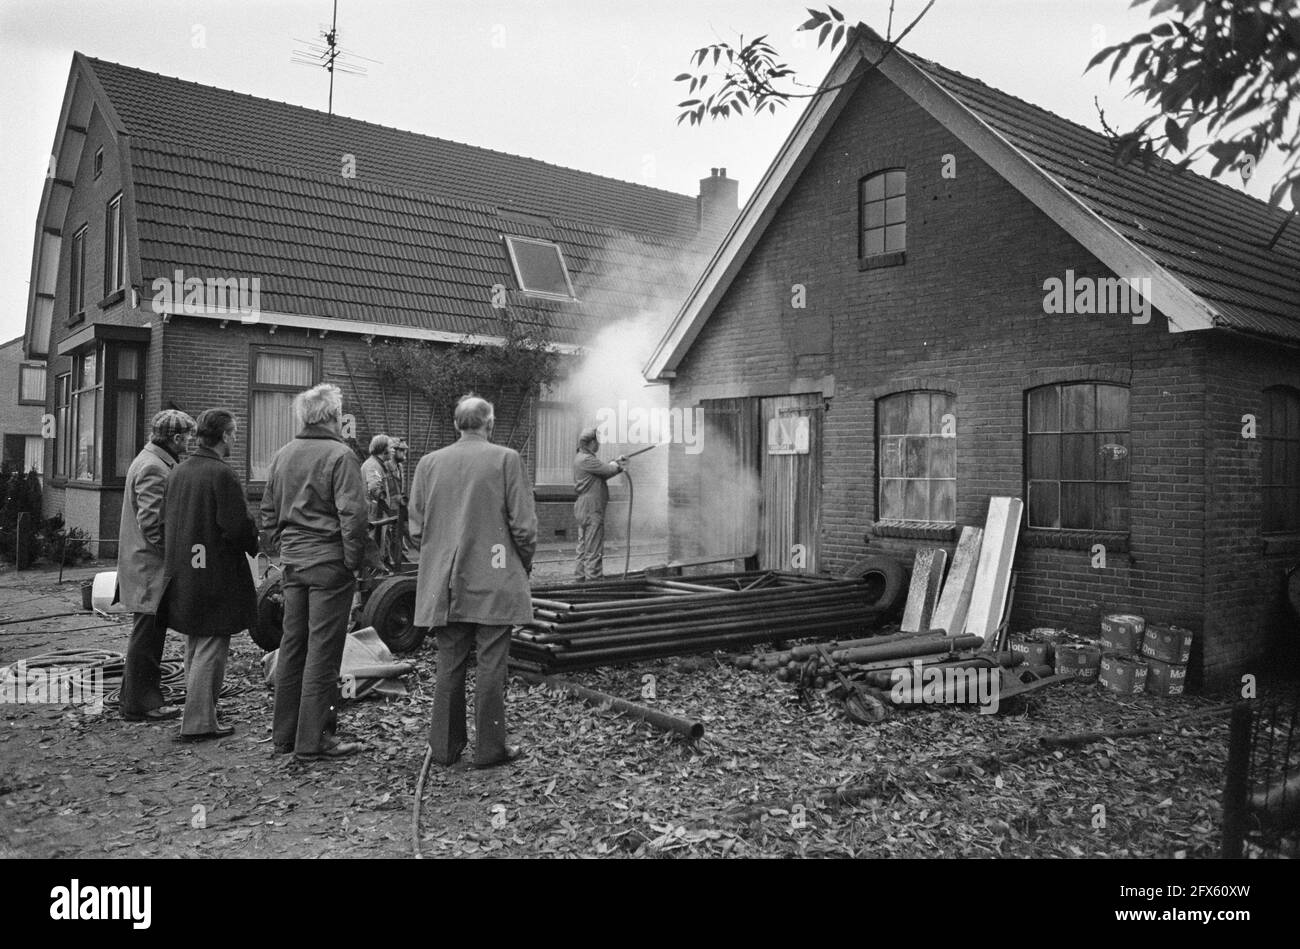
[618, 444, 658, 578]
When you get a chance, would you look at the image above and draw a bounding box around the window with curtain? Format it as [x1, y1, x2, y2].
[877, 390, 956, 524]
[23, 436, 43, 475]
[250, 348, 318, 481]
[104, 193, 125, 296]
[69, 226, 87, 321]
[71, 348, 101, 481]
[860, 169, 906, 260]
[55, 372, 70, 478]
[1262, 386, 1300, 534]
[1026, 382, 1130, 531]
[19, 365, 45, 404]
[112, 347, 143, 478]
[536, 379, 578, 486]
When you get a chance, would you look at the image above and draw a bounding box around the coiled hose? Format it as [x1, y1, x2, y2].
[0, 647, 243, 704]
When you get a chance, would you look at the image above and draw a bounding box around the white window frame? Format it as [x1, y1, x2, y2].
[503, 235, 576, 300]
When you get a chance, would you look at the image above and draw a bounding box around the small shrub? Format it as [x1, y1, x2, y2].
[0, 466, 43, 568]
[41, 515, 91, 566]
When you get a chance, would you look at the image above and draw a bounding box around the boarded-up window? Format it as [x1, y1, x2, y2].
[1026, 382, 1130, 531]
[250, 348, 318, 482]
[877, 390, 956, 524]
[1262, 386, 1300, 534]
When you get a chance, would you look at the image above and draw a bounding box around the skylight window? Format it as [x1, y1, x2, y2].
[504, 236, 575, 299]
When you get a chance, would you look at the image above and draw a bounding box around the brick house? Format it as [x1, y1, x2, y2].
[645, 26, 1300, 685]
[0, 337, 47, 475]
[23, 53, 733, 557]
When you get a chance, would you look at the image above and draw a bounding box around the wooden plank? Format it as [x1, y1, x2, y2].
[901, 548, 947, 633]
[963, 497, 1024, 641]
[930, 526, 983, 634]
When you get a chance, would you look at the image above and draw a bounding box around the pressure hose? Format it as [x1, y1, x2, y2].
[619, 444, 657, 579]
[623, 465, 634, 579]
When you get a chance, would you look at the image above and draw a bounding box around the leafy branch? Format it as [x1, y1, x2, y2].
[367, 308, 563, 450]
[674, 2, 937, 126]
[1087, 0, 1300, 209]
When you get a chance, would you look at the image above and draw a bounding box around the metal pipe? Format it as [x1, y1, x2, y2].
[535, 590, 875, 634]
[832, 635, 983, 664]
[542, 621, 869, 667]
[532, 602, 876, 645]
[524, 674, 704, 739]
[538, 583, 877, 620]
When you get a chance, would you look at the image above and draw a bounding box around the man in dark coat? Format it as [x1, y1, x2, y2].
[118, 409, 195, 722]
[261, 383, 371, 762]
[160, 409, 258, 740]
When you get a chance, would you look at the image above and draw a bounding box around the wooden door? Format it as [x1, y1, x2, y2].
[759, 394, 823, 573]
[698, 398, 761, 559]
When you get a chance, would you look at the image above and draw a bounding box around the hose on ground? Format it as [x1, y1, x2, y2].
[412, 744, 434, 859]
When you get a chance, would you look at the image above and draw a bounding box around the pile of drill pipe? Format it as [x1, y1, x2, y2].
[510, 570, 885, 673]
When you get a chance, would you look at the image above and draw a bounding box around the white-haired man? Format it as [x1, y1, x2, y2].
[260, 383, 370, 761]
[409, 396, 537, 768]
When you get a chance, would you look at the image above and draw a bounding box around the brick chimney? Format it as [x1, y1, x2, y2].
[698, 167, 739, 233]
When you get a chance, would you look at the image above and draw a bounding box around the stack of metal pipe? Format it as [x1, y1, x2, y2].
[510, 571, 885, 673]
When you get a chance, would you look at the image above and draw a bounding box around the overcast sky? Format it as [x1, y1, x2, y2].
[0, 0, 1288, 344]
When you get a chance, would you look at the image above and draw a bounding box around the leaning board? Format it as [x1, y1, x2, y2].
[930, 526, 983, 634]
[962, 497, 1024, 641]
[901, 548, 947, 633]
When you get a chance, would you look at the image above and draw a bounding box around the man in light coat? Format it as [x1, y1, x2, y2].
[160, 409, 258, 740]
[409, 396, 537, 768]
[117, 409, 195, 721]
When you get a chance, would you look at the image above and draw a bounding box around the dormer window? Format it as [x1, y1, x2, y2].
[504, 236, 575, 299]
[859, 169, 906, 269]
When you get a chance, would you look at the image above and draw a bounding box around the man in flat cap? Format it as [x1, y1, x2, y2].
[118, 408, 195, 722]
[572, 428, 626, 580]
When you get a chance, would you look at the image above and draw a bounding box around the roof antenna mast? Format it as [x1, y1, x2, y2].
[291, 0, 379, 115]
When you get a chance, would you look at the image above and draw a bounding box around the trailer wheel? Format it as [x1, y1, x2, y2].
[360, 576, 428, 653]
[843, 555, 907, 614]
[251, 572, 285, 651]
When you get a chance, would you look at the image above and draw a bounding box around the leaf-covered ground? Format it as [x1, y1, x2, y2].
[1, 564, 1237, 858]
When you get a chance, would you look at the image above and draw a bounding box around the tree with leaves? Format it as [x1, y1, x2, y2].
[1089, 0, 1299, 212]
[677, 1, 1297, 216]
[674, 3, 935, 125]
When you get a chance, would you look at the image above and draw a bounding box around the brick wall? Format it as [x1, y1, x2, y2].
[665, 68, 1288, 684]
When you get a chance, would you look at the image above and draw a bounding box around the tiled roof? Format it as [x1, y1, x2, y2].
[918, 58, 1300, 342]
[131, 140, 702, 345]
[88, 57, 700, 241]
[85, 57, 714, 343]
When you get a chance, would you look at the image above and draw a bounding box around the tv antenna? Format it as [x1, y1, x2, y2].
[291, 0, 380, 115]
